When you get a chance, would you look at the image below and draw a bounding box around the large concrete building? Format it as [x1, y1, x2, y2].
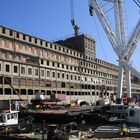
[0, 26, 140, 102]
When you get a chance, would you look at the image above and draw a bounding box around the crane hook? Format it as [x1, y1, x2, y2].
[89, 6, 94, 16]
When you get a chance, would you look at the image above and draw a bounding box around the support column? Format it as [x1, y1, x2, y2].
[26, 89, 28, 101]
[2, 76, 5, 100]
[117, 61, 124, 103]
[11, 87, 13, 99]
[126, 69, 131, 99]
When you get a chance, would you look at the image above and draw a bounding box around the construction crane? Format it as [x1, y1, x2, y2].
[89, 0, 140, 103]
[3, 76, 23, 100]
[70, 0, 80, 36]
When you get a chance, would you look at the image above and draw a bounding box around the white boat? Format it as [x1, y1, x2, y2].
[0, 109, 19, 126]
[0, 99, 19, 126]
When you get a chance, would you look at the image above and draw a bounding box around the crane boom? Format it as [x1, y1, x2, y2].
[123, 19, 140, 60]
[89, 0, 120, 57]
[113, 0, 126, 99]
[122, 60, 140, 80]
[114, 0, 125, 52]
[89, 0, 140, 101]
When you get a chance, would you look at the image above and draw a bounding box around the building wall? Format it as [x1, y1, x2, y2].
[0, 26, 140, 103]
[55, 34, 96, 62]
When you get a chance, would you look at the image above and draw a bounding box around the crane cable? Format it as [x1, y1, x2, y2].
[70, 0, 75, 26]
[70, 0, 74, 20]
[89, 0, 109, 62]
[70, 0, 80, 36]
[92, 15, 108, 62]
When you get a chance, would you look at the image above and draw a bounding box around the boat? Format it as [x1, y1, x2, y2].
[25, 94, 95, 124]
[0, 110, 19, 126]
[27, 103, 75, 123]
[0, 100, 19, 126]
[23, 94, 76, 123]
[26, 100, 92, 124]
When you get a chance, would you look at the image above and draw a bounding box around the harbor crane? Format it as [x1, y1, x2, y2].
[89, 0, 140, 103]
[70, 0, 80, 36]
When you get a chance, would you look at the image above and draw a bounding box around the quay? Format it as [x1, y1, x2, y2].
[0, 122, 140, 140]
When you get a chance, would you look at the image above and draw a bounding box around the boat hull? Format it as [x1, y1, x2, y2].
[27, 110, 81, 124]
[83, 112, 109, 125]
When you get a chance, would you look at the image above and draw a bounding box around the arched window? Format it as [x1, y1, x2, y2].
[47, 71, 50, 77]
[8, 41, 13, 49]
[40, 50, 43, 56]
[15, 44, 20, 50]
[28, 68, 32, 75]
[1, 40, 6, 46]
[28, 47, 31, 52]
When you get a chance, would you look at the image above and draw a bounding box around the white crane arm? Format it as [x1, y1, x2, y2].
[122, 59, 140, 80]
[114, 0, 125, 51]
[123, 19, 140, 60]
[89, 0, 120, 57]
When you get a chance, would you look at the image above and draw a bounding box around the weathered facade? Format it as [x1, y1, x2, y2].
[0, 26, 139, 102]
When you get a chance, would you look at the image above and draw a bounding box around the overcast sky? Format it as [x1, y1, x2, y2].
[0, 0, 139, 67]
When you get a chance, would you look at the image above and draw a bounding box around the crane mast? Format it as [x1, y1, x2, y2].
[114, 0, 127, 100]
[89, 0, 140, 103]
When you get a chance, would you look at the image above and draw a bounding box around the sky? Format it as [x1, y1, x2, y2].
[0, 0, 139, 67]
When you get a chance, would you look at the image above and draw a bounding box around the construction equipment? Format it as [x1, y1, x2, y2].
[89, 0, 140, 103]
[70, 0, 80, 36]
[3, 76, 23, 100]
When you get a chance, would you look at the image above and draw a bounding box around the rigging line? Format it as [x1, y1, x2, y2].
[70, 0, 74, 19]
[135, 45, 140, 55]
[100, 1, 109, 8]
[92, 15, 108, 62]
[103, 0, 113, 2]
[104, 6, 114, 14]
